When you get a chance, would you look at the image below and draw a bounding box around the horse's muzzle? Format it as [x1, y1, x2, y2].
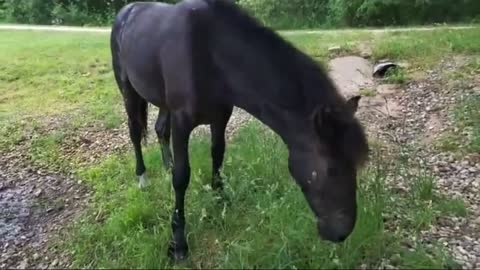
[316, 214, 355, 243]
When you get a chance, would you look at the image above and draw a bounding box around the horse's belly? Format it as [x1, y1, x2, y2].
[121, 48, 166, 108]
[128, 73, 166, 108]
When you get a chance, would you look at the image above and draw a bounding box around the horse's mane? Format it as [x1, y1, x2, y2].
[204, 0, 347, 113]
[204, 0, 369, 165]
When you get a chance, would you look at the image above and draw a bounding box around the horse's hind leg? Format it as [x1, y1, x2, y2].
[155, 110, 173, 170]
[121, 79, 149, 189]
[168, 112, 194, 261]
[210, 106, 233, 190]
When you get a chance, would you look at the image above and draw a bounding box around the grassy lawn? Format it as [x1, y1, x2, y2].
[1, 26, 480, 268]
[0, 31, 123, 150]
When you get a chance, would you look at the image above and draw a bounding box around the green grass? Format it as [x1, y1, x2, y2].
[383, 67, 407, 84]
[372, 28, 480, 66]
[437, 93, 480, 154]
[0, 30, 123, 150]
[67, 123, 463, 269]
[282, 27, 480, 68]
[453, 95, 480, 153]
[29, 131, 65, 168]
[359, 87, 377, 97]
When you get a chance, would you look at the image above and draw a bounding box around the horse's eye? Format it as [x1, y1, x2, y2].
[327, 167, 339, 177]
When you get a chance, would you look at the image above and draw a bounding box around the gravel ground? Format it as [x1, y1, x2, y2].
[356, 57, 480, 269]
[1, 55, 479, 268]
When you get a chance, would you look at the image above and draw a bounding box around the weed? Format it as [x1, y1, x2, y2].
[384, 67, 407, 84]
[359, 87, 377, 97]
[436, 94, 480, 154]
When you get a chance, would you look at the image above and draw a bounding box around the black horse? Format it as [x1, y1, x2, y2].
[111, 0, 369, 261]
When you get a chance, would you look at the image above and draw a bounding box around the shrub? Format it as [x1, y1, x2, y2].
[238, 0, 328, 29]
[2, 0, 480, 28]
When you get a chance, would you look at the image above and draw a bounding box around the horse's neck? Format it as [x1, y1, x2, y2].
[208, 21, 318, 145]
[230, 95, 311, 148]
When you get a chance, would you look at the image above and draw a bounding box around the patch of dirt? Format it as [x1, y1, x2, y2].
[0, 152, 90, 269]
[328, 56, 375, 97]
[60, 125, 130, 167]
[422, 113, 444, 144]
[327, 56, 404, 121]
[360, 95, 404, 119]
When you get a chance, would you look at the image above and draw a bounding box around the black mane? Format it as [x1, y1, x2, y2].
[205, 0, 348, 114]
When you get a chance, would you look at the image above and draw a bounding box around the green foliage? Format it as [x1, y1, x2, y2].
[1, 0, 480, 28]
[51, 2, 90, 26]
[2, 0, 179, 26]
[241, 0, 480, 29]
[4, 0, 54, 24]
[238, 0, 328, 29]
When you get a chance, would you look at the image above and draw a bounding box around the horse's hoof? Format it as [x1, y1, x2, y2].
[211, 174, 225, 190]
[211, 181, 224, 191]
[138, 173, 149, 189]
[167, 243, 188, 262]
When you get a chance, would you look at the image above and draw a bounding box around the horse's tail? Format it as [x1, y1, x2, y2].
[124, 87, 149, 145]
[138, 100, 149, 145]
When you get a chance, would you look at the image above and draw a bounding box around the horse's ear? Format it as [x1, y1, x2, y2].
[346, 95, 361, 114]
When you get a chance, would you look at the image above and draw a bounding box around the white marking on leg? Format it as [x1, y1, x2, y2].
[138, 173, 148, 189]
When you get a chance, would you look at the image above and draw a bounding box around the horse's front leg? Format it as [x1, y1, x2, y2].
[210, 106, 233, 190]
[168, 112, 193, 261]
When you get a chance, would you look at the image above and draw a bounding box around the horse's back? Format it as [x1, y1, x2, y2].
[111, 0, 209, 110]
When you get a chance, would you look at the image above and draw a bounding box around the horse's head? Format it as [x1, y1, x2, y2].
[288, 96, 368, 243]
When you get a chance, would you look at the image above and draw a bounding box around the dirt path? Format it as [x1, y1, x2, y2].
[0, 23, 475, 35]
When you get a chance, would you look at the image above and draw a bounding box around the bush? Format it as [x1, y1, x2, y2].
[239, 0, 328, 29]
[241, 0, 480, 28]
[1, 0, 480, 28]
[51, 2, 89, 26]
